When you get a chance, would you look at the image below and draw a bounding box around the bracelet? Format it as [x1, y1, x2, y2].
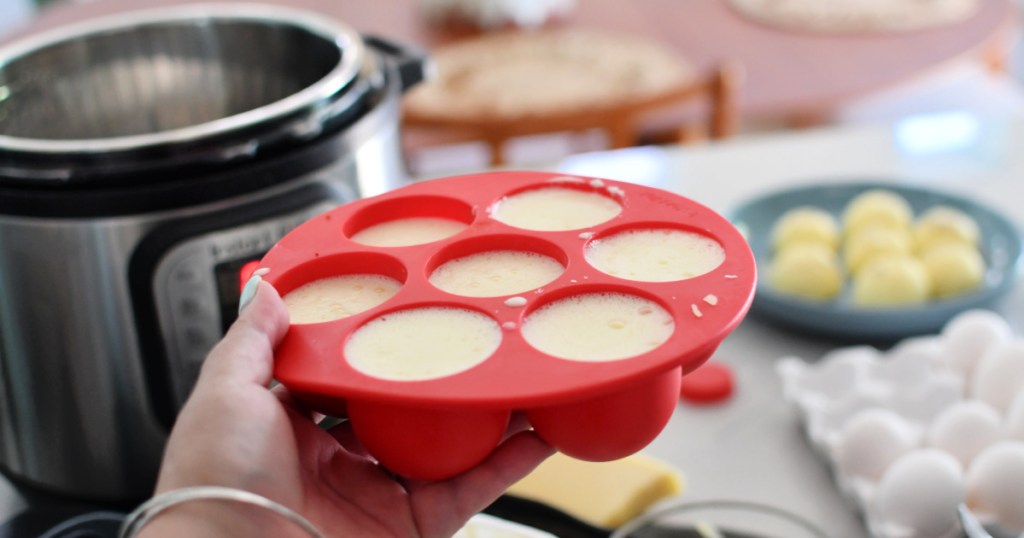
[119, 486, 323, 538]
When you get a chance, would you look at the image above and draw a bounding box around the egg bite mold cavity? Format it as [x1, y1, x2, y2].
[260, 171, 756, 480]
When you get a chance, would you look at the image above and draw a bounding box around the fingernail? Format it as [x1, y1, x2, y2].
[238, 268, 270, 314]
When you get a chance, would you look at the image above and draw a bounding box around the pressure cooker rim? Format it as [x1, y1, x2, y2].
[0, 3, 366, 156]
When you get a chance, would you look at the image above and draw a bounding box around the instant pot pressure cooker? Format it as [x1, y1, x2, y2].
[0, 4, 426, 501]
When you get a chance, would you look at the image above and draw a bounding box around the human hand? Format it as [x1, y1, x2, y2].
[141, 279, 553, 537]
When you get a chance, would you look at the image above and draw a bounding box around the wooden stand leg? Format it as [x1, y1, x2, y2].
[710, 61, 744, 139]
[487, 137, 506, 167]
[608, 119, 635, 149]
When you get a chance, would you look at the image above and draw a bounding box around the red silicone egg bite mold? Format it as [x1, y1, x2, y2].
[261, 171, 756, 479]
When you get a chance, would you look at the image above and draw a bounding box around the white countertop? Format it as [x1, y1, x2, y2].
[550, 112, 1024, 537]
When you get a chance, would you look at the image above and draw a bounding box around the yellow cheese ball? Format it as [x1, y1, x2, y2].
[769, 243, 844, 300]
[912, 205, 981, 254]
[842, 189, 913, 237]
[771, 206, 841, 252]
[842, 226, 912, 275]
[920, 242, 986, 299]
[852, 255, 931, 307]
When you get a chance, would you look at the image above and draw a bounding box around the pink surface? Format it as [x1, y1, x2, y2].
[6, 0, 1017, 121]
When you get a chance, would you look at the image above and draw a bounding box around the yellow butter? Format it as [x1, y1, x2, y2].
[505, 451, 684, 529]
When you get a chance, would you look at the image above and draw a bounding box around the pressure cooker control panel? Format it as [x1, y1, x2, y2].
[130, 182, 347, 426]
[152, 201, 336, 407]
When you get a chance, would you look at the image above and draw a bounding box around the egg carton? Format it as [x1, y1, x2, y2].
[776, 309, 1024, 538]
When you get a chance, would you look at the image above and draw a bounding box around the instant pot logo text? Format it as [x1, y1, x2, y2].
[208, 217, 309, 261]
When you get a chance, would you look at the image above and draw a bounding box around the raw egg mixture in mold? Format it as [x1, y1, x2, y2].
[260, 171, 756, 479]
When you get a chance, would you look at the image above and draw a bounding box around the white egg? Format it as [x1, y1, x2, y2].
[871, 449, 964, 538]
[834, 408, 919, 482]
[925, 400, 1002, 467]
[888, 372, 963, 425]
[969, 340, 1024, 413]
[1007, 390, 1024, 441]
[965, 441, 1024, 533]
[940, 310, 1013, 382]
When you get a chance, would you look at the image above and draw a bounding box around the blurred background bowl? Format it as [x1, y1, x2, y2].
[730, 181, 1022, 343]
[611, 499, 829, 538]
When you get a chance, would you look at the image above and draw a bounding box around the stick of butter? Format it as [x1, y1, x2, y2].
[505, 451, 685, 529]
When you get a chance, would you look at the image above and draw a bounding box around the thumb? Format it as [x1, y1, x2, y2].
[197, 275, 290, 388]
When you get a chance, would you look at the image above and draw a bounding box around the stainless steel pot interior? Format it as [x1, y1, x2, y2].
[0, 4, 366, 154]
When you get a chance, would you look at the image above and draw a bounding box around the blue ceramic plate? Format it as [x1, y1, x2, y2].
[730, 181, 1022, 342]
